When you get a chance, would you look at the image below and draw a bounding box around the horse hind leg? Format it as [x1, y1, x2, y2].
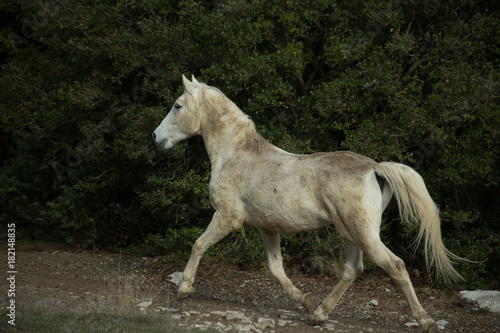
[259, 230, 318, 313]
[363, 239, 439, 333]
[311, 240, 364, 322]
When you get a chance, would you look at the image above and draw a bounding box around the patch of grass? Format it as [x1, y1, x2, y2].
[4, 250, 222, 333]
[103, 272, 157, 317]
[125, 229, 204, 259]
[4, 311, 219, 333]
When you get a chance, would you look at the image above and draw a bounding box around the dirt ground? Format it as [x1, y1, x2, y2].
[7, 243, 500, 332]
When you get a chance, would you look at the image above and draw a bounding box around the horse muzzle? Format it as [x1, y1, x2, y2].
[152, 131, 172, 150]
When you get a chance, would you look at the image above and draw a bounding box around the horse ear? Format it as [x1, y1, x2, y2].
[182, 74, 191, 87]
[191, 75, 200, 84]
[182, 75, 197, 95]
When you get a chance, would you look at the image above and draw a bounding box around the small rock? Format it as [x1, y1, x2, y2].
[277, 319, 291, 327]
[136, 301, 152, 308]
[194, 323, 207, 329]
[226, 311, 246, 321]
[158, 307, 179, 313]
[182, 311, 191, 317]
[239, 324, 253, 332]
[436, 319, 449, 329]
[459, 290, 500, 313]
[257, 317, 275, 329]
[368, 299, 378, 307]
[278, 309, 296, 320]
[211, 311, 226, 316]
[170, 314, 182, 320]
[278, 314, 293, 320]
[324, 323, 335, 331]
[215, 322, 226, 329]
[255, 323, 267, 330]
[168, 272, 183, 286]
[404, 320, 419, 328]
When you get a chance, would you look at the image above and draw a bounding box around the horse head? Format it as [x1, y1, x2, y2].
[152, 75, 203, 150]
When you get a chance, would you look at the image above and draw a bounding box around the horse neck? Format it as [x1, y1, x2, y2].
[200, 104, 268, 167]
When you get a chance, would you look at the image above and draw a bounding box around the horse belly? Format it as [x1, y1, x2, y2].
[243, 193, 331, 234]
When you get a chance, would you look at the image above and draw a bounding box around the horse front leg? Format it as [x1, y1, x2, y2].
[259, 230, 318, 313]
[178, 211, 241, 300]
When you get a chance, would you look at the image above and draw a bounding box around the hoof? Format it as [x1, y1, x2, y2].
[177, 285, 194, 300]
[310, 307, 329, 323]
[301, 292, 318, 314]
[422, 320, 439, 333]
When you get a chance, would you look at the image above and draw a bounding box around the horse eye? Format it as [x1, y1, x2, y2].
[174, 103, 182, 110]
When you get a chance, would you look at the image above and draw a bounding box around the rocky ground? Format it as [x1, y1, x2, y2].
[11, 243, 500, 332]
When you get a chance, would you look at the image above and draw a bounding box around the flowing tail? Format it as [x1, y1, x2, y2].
[374, 162, 468, 285]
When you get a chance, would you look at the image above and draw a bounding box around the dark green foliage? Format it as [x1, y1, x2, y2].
[126, 228, 205, 259]
[1, 0, 499, 287]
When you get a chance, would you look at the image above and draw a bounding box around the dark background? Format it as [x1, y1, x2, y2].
[1, 0, 499, 288]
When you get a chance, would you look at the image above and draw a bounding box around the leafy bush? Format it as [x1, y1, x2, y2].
[126, 228, 204, 259]
[0, 0, 499, 288]
[44, 186, 96, 247]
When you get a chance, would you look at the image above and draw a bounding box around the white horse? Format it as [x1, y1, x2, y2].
[153, 76, 466, 332]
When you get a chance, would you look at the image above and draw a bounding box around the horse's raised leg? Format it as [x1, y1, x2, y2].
[312, 240, 364, 322]
[260, 230, 318, 313]
[363, 239, 439, 333]
[178, 211, 241, 300]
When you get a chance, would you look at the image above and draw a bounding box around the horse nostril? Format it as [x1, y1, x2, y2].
[152, 132, 156, 141]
